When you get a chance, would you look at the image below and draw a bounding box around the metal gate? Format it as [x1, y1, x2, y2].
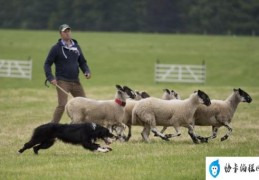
[155, 62, 206, 83]
[0, 59, 32, 79]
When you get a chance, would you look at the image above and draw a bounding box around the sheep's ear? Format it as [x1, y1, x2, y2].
[197, 90, 208, 98]
[123, 85, 133, 92]
[141, 91, 150, 98]
[123, 85, 136, 99]
[163, 89, 170, 94]
[194, 90, 198, 93]
[237, 88, 245, 95]
[116, 85, 123, 91]
[238, 88, 243, 95]
[135, 91, 141, 96]
[172, 91, 179, 99]
[233, 88, 238, 92]
[123, 85, 135, 94]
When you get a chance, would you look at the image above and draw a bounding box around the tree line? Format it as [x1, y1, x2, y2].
[1, 0, 259, 35]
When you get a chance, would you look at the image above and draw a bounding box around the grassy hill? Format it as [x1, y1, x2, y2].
[0, 29, 259, 89]
[0, 30, 258, 179]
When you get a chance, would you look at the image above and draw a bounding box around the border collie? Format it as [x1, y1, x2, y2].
[18, 122, 115, 154]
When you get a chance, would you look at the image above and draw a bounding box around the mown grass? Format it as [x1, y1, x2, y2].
[0, 86, 258, 180]
[0, 30, 258, 179]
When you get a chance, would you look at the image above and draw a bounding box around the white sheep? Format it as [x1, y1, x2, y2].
[194, 88, 252, 142]
[135, 91, 150, 100]
[122, 89, 151, 141]
[132, 90, 211, 143]
[65, 85, 135, 139]
[161, 89, 181, 101]
[159, 89, 181, 135]
[123, 88, 180, 141]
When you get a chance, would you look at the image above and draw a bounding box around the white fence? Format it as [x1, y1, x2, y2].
[0, 59, 32, 79]
[155, 62, 206, 83]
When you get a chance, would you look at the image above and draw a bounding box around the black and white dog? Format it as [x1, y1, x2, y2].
[18, 122, 115, 154]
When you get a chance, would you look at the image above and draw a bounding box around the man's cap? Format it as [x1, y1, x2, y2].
[59, 24, 71, 32]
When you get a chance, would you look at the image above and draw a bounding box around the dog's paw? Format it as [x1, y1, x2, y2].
[17, 151, 22, 155]
[33, 147, 39, 155]
[104, 146, 113, 151]
[96, 147, 112, 153]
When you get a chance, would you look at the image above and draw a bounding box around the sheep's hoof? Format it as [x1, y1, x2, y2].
[152, 130, 159, 137]
[125, 135, 131, 142]
[200, 138, 208, 143]
[165, 134, 172, 139]
[197, 136, 208, 143]
[192, 139, 200, 144]
[221, 136, 228, 141]
[161, 136, 170, 141]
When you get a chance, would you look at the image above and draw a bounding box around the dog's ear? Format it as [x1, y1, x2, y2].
[91, 128, 102, 138]
[91, 125, 110, 138]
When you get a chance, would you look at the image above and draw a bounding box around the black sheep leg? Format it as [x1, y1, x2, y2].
[125, 124, 132, 141]
[221, 124, 232, 141]
[187, 125, 199, 144]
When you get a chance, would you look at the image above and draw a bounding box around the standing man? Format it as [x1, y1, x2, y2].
[44, 24, 91, 123]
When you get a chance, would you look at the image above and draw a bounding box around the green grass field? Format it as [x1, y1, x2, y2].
[0, 30, 258, 179]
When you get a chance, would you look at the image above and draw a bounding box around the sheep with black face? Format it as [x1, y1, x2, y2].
[132, 90, 211, 143]
[123, 88, 180, 141]
[194, 88, 252, 142]
[65, 85, 135, 140]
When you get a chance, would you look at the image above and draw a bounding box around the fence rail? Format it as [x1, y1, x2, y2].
[0, 59, 32, 79]
[155, 62, 206, 83]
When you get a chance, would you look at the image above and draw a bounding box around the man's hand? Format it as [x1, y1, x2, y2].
[51, 79, 57, 85]
[85, 73, 91, 79]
